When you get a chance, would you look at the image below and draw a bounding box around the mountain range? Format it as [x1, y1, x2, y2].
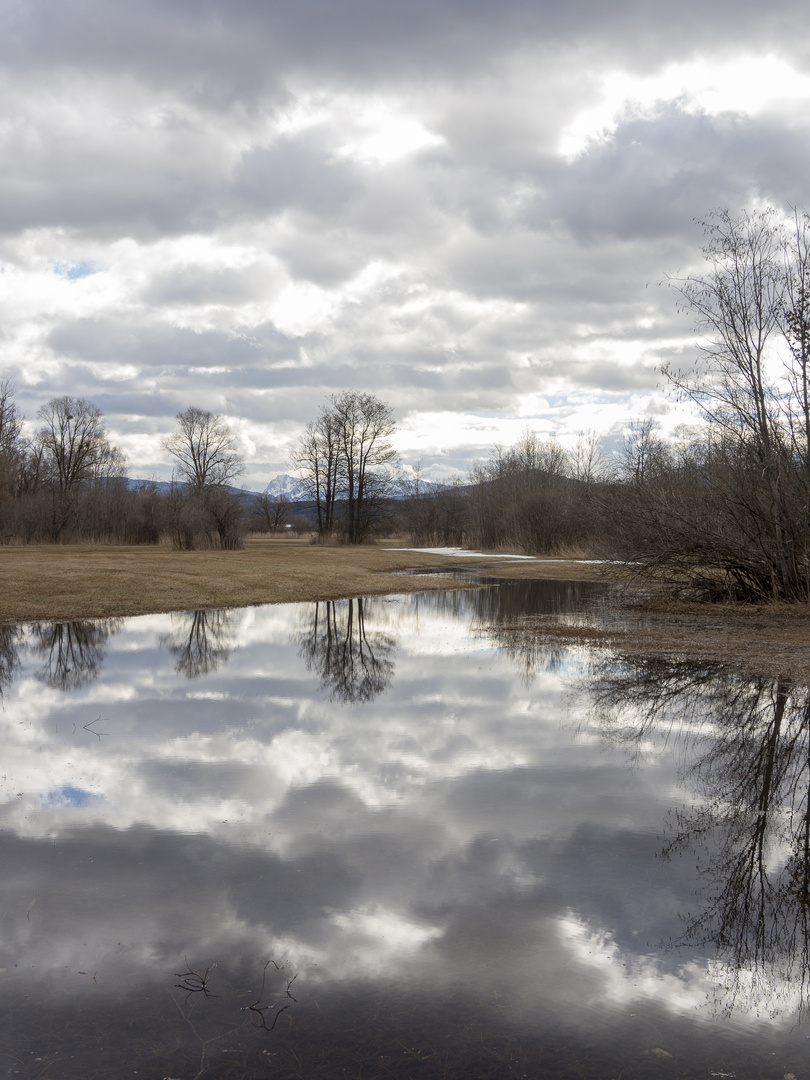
[127, 473, 448, 502]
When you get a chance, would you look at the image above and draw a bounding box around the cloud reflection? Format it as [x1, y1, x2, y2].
[0, 590, 808, 1077]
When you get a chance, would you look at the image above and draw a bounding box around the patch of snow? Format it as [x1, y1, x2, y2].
[389, 547, 540, 560]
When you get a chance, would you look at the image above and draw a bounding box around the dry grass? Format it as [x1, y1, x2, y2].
[0, 536, 485, 622]
[0, 537, 626, 624]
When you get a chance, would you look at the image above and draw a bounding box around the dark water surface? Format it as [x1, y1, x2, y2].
[1, 580, 808, 1078]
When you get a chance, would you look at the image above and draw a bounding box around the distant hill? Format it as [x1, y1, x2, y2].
[262, 473, 309, 501]
[262, 473, 450, 501]
[127, 473, 453, 503]
[127, 479, 257, 497]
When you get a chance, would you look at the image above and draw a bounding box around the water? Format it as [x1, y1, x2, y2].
[0, 580, 808, 1078]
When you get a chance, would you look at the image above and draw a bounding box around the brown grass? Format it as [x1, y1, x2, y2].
[0, 537, 623, 624]
[0, 536, 465, 622]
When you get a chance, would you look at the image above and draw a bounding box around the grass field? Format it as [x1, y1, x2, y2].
[0, 535, 608, 624]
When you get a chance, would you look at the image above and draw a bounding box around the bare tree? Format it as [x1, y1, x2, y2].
[161, 408, 246, 550]
[779, 207, 810, 545]
[162, 407, 243, 493]
[35, 396, 125, 541]
[650, 207, 810, 599]
[571, 429, 609, 485]
[0, 380, 25, 536]
[37, 396, 124, 492]
[293, 390, 398, 543]
[332, 390, 398, 543]
[291, 409, 341, 538]
[252, 492, 290, 532]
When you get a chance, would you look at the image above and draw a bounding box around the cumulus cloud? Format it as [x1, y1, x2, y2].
[2, 0, 810, 483]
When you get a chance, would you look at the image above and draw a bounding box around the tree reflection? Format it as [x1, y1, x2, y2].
[32, 619, 122, 690]
[0, 624, 21, 696]
[296, 598, 395, 703]
[587, 656, 810, 1017]
[160, 609, 240, 678]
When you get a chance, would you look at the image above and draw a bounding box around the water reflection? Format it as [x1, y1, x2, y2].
[2, 587, 810, 1078]
[0, 579, 609, 697]
[0, 623, 21, 695]
[587, 657, 810, 1018]
[296, 597, 395, 702]
[160, 608, 241, 678]
[31, 618, 122, 690]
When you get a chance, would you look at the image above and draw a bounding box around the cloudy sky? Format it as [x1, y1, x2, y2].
[2, 1, 810, 486]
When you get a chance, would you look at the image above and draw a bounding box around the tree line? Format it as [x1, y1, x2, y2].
[0, 394, 277, 548]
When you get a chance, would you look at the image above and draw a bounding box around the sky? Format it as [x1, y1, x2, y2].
[2, 1, 810, 487]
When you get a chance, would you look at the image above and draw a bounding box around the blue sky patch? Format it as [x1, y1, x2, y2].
[51, 260, 100, 280]
[42, 785, 101, 808]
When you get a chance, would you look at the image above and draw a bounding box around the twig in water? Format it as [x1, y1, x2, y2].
[175, 959, 218, 998]
[83, 716, 109, 739]
[244, 960, 298, 1031]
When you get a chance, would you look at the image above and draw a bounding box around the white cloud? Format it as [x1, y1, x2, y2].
[559, 53, 810, 158]
[1, 7, 809, 479]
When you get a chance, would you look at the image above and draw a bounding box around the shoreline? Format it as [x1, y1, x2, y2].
[0, 536, 608, 625]
[3, 537, 808, 683]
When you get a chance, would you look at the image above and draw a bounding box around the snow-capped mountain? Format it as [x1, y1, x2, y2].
[261, 472, 453, 502]
[262, 473, 309, 501]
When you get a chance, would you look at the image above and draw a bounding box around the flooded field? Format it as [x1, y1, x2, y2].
[0, 579, 808, 1078]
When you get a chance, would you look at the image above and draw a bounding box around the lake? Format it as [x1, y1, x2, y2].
[1, 578, 808, 1078]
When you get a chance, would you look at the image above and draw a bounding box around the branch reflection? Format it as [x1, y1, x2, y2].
[160, 609, 240, 679]
[587, 656, 810, 1017]
[0, 624, 21, 696]
[32, 619, 122, 690]
[296, 598, 395, 703]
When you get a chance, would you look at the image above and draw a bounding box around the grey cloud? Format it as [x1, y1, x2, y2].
[234, 136, 364, 218]
[547, 107, 810, 244]
[142, 261, 284, 307]
[4, 0, 808, 93]
[47, 317, 294, 373]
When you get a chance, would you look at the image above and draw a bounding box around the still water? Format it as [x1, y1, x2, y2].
[0, 580, 808, 1079]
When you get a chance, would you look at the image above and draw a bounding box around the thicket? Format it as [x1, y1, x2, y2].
[401, 429, 608, 555]
[606, 209, 810, 601]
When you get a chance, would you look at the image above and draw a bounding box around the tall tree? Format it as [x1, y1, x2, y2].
[36, 396, 125, 541]
[0, 379, 25, 510]
[291, 408, 342, 538]
[37, 396, 124, 492]
[162, 406, 243, 493]
[332, 390, 398, 543]
[631, 206, 810, 600]
[293, 390, 398, 543]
